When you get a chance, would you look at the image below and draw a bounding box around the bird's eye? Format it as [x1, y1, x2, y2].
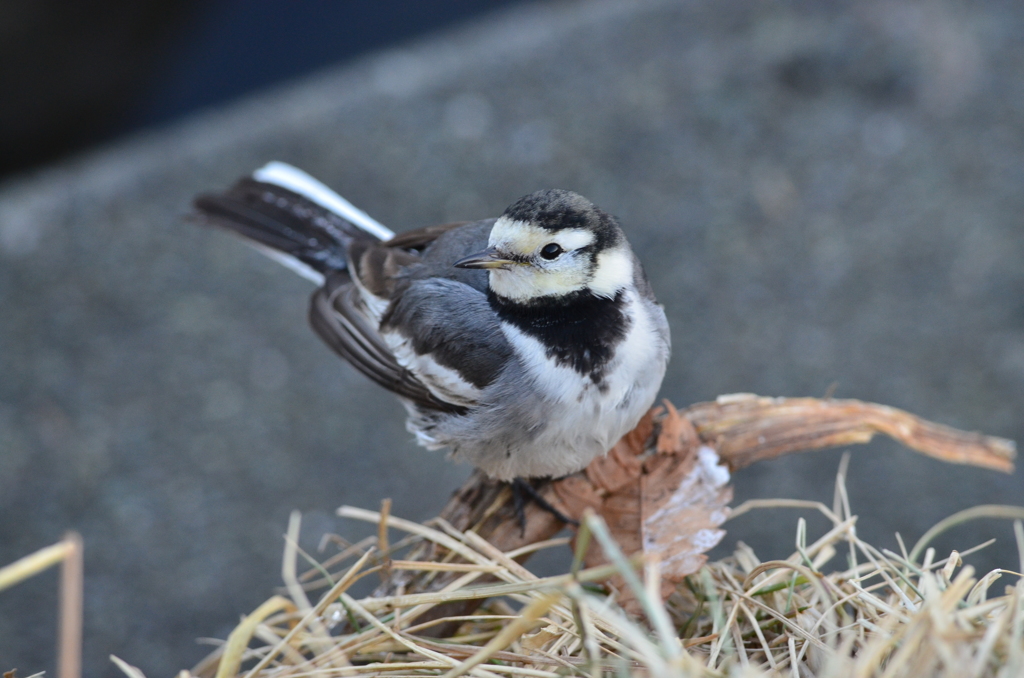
[540, 243, 563, 260]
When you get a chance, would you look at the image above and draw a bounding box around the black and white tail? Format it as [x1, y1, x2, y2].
[193, 162, 394, 285]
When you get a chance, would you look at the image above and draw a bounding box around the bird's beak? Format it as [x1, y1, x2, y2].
[453, 247, 518, 270]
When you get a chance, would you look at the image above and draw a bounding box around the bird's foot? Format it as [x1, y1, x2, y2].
[510, 477, 579, 535]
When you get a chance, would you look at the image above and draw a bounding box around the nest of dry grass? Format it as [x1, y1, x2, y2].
[118, 459, 1024, 678]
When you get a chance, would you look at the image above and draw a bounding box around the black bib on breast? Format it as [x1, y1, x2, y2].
[488, 289, 630, 386]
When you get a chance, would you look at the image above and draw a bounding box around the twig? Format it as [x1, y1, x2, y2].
[684, 394, 1015, 472]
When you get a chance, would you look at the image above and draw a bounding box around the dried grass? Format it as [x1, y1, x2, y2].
[132, 461, 1024, 678]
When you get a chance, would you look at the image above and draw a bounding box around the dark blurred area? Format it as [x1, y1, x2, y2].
[1, 1, 193, 177]
[1, 0, 520, 179]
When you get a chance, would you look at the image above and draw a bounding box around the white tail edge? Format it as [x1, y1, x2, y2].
[252, 161, 395, 241]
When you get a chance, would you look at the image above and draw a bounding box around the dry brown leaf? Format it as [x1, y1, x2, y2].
[552, 404, 731, 612]
[656, 400, 700, 454]
[585, 408, 655, 494]
[641, 402, 731, 590]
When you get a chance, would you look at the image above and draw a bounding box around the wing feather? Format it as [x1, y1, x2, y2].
[308, 274, 466, 414]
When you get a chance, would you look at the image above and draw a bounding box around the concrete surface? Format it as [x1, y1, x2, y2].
[1, 0, 1022, 675]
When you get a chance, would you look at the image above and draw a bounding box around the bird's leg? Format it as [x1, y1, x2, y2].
[510, 478, 579, 534]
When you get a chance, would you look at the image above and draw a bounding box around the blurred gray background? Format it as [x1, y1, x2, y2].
[2, 0, 1023, 675]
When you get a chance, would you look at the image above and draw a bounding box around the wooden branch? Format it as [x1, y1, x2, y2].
[685, 394, 1015, 473]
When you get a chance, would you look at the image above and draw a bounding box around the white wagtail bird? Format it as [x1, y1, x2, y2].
[193, 162, 670, 504]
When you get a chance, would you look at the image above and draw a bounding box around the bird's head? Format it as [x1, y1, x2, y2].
[453, 189, 635, 302]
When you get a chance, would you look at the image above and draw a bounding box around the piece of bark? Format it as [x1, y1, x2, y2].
[551, 405, 732, 613]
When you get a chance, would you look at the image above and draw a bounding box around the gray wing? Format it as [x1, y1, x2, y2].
[308, 219, 506, 410]
[309, 273, 467, 413]
[378, 219, 510, 394]
[380, 277, 513, 393]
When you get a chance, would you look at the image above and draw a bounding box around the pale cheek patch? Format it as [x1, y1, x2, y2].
[489, 267, 583, 300]
[488, 268, 537, 301]
[532, 267, 590, 297]
[589, 247, 634, 298]
[489, 259, 590, 300]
